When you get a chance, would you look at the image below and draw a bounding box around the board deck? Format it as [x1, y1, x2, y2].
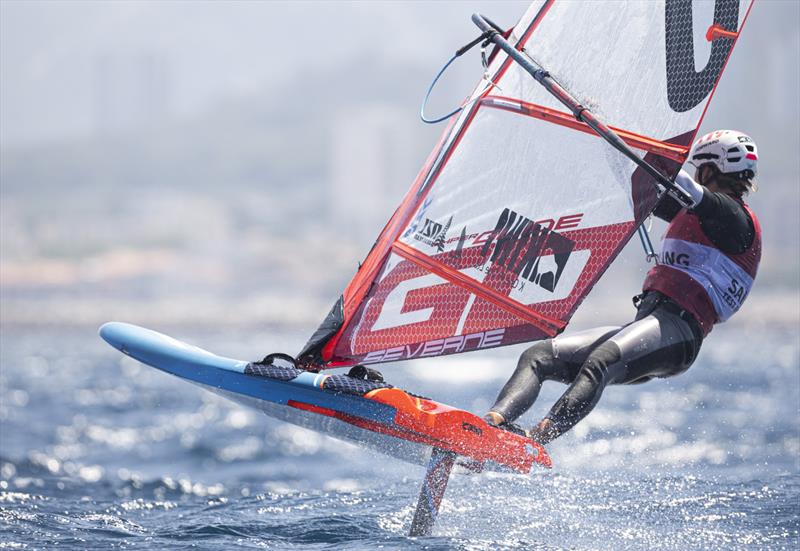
[99, 322, 550, 473]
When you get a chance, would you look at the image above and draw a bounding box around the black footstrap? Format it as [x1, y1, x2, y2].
[322, 374, 392, 396]
[347, 364, 385, 382]
[245, 352, 301, 381]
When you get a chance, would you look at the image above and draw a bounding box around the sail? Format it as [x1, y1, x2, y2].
[299, 0, 754, 368]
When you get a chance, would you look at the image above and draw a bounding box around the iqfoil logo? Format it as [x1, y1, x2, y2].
[413, 216, 452, 253]
[402, 197, 433, 240]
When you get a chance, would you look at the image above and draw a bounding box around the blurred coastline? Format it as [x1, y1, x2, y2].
[1, 1, 798, 334]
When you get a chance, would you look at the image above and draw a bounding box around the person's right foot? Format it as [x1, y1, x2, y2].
[483, 411, 505, 426]
[528, 418, 558, 444]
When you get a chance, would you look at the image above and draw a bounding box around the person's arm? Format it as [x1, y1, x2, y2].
[666, 169, 754, 254]
[692, 189, 755, 254]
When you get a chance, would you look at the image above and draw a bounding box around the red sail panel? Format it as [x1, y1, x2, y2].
[330, 252, 552, 365]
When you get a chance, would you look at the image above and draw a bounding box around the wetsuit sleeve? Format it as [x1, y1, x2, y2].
[691, 189, 755, 254]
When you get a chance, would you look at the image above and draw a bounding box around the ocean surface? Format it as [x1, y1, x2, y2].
[1, 322, 798, 550]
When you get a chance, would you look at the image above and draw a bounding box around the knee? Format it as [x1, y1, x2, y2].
[578, 341, 621, 386]
[518, 340, 555, 372]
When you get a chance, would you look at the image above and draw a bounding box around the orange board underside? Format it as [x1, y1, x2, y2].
[288, 388, 552, 472]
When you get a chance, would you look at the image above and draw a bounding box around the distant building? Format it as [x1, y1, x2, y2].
[329, 104, 420, 242]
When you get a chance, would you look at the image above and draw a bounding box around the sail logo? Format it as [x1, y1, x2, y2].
[414, 216, 452, 253]
[664, 0, 739, 113]
[402, 197, 433, 240]
[480, 208, 576, 293]
[361, 329, 505, 364]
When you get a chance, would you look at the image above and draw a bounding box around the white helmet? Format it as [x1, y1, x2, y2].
[688, 130, 758, 181]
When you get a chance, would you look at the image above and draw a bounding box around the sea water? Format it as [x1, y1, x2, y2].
[1, 323, 797, 550]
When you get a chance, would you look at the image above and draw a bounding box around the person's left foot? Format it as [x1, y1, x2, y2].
[483, 411, 529, 437]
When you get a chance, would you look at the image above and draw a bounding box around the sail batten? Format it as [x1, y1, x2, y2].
[482, 97, 690, 162]
[392, 241, 565, 335]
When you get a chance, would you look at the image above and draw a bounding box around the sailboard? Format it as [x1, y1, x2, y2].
[99, 322, 549, 473]
[100, 0, 754, 536]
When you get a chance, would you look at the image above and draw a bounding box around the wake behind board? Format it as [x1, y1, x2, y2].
[99, 322, 550, 474]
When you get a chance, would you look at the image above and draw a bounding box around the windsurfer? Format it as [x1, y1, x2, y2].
[484, 130, 762, 445]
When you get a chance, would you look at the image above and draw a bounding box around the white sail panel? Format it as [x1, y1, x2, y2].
[400, 108, 641, 253]
[489, 0, 753, 142]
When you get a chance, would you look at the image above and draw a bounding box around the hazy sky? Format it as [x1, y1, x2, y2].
[1, 0, 797, 159]
[0, 0, 531, 147]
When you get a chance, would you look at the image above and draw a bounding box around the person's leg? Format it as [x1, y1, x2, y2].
[532, 309, 700, 443]
[486, 326, 622, 425]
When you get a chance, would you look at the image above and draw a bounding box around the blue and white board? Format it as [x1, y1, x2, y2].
[99, 322, 548, 473]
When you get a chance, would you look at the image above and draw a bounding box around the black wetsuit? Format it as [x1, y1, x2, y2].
[488, 189, 755, 440]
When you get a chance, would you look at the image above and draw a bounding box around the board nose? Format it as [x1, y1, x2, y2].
[99, 321, 134, 351]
